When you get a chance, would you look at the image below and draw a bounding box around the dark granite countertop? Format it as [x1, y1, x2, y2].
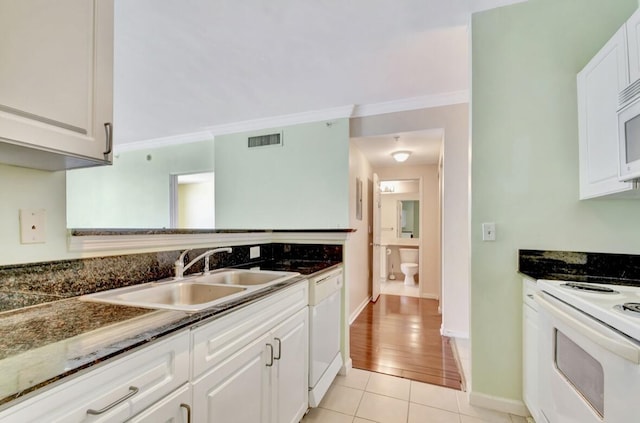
[0, 274, 312, 409]
[519, 249, 640, 287]
[70, 228, 356, 236]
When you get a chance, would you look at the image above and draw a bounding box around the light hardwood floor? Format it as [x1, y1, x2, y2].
[349, 295, 462, 390]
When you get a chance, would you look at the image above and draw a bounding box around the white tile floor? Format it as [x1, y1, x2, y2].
[302, 369, 528, 423]
[379, 279, 419, 298]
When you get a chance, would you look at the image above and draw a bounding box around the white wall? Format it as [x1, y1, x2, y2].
[215, 119, 350, 229]
[471, 0, 637, 402]
[375, 165, 440, 299]
[351, 104, 470, 336]
[67, 139, 214, 228]
[0, 164, 73, 265]
[178, 180, 215, 228]
[346, 144, 373, 320]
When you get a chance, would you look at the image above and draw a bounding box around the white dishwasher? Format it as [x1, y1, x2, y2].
[308, 265, 343, 407]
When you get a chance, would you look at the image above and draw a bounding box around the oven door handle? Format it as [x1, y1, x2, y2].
[535, 292, 640, 364]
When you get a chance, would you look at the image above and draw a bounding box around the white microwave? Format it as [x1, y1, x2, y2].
[618, 96, 640, 181]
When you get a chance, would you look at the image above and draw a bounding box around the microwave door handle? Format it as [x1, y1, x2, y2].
[535, 292, 640, 364]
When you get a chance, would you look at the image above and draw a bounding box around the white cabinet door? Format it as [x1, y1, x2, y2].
[192, 332, 271, 423]
[0, 0, 113, 168]
[577, 26, 636, 199]
[127, 384, 191, 423]
[627, 9, 640, 83]
[271, 308, 309, 423]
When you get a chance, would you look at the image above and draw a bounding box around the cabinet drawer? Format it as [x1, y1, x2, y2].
[191, 282, 308, 380]
[0, 331, 190, 423]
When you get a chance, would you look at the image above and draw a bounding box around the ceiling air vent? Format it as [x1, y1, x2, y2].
[248, 133, 282, 149]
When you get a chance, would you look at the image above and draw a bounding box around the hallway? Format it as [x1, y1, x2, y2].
[349, 295, 462, 390]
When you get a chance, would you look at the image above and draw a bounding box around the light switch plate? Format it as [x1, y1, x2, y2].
[20, 209, 46, 244]
[250, 246, 260, 259]
[482, 222, 496, 241]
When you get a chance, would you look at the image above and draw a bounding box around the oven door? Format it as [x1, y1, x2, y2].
[536, 292, 640, 423]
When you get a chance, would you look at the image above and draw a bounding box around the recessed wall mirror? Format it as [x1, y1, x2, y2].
[398, 200, 419, 238]
[379, 179, 420, 245]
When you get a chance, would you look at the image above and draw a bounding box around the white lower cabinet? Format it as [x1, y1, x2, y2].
[522, 279, 541, 423]
[0, 331, 190, 423]
[271, 309, 309, 423]
[0, 282, 310, 423]
[191, 283, 309, 423]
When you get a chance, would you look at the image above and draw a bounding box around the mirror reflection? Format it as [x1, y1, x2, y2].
[380, 179, 420, 244]
[399, 200, 420, 238]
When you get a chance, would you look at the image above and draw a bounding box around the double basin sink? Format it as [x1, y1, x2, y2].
[80, 269, 299, 312]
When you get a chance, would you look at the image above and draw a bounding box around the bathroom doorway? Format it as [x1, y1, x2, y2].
[378, 178, 421, 298]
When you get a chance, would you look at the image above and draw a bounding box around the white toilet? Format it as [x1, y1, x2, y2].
[399, 248, 419, 285]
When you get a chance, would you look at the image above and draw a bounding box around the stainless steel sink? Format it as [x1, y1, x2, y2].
[193, 269, 297, 286]
[79, 269, 299, 312]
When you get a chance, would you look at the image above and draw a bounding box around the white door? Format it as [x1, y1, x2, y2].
[372, 173, 381, 302]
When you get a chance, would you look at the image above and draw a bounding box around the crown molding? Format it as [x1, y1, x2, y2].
[204, 105, 355, 136]
[351, 91, 469, 118]
[112, 92, 468, 152]
[114, 131, 213, 153]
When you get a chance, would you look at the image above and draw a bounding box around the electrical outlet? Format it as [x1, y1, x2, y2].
[20, 209, 46, 244]
[250, 246, 260, 259]
[482, 222, 496, 241]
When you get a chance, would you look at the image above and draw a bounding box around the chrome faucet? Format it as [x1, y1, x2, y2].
[174, 247, 233, 279]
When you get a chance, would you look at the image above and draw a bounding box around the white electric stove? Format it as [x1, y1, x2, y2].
[536, 279, 640, 423]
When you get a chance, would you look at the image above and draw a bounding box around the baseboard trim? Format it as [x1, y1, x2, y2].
[420, 293, 439, 300]
[340, 358, 353, 376]
[469, 391, 529, 417]
[440, 327, 469, 338]
[349, 295, 372, 325]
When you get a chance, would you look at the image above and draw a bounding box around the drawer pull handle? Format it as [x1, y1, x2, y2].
[180, 403, 192, 423]
[274, 338, 282, 360]
[86, 386, 139, 415]
[266, 343, 274, 367]
[526, 294, 534, 299]
[103, 122, 113, 157]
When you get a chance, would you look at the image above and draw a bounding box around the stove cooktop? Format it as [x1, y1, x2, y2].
[539, 279, 640, 341]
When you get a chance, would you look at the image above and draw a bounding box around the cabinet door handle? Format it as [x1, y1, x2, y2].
[103, 122, 113, 156]
[526, 294, 534, 299]
[274, 338, 282, 360]
[266, 343, 274, 367]
[86, 386, 139, 415]
[180, 403, 192, 423]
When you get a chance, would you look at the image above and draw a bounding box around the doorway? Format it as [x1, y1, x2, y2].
[169, 172, 215, 228]
[378, 178, 421, 298]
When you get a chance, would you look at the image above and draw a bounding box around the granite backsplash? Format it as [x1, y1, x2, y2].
[0, 243, 343, 312]
[519, 249, 640, 286]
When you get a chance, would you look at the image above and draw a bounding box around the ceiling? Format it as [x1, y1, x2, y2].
[351, 129, 444, 168]
[113, 0, 526, 146]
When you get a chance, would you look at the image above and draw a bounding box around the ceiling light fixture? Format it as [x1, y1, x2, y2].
[392, 151, 411, 162]
[391, 135, 411, 162]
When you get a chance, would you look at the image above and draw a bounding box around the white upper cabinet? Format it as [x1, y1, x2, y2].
[578, 26, 638, 199]
[627, 9, 640, 83]
[0, 0, 113, 170]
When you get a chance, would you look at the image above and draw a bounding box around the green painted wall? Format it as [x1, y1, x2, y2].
[215, 119, 350, 229]
[471, 0, 638, 401]
[67, 139, 214, 228]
